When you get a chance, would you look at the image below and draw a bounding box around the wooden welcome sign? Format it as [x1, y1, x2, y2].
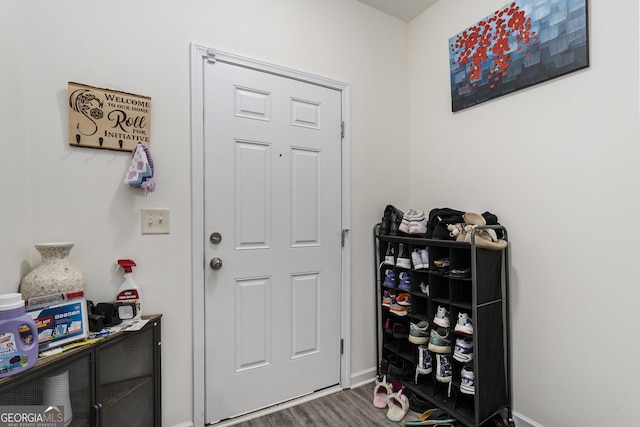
[68, 82, 151, 152]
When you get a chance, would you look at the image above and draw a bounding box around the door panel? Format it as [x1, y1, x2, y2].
[234, 140, 271, 249]
[203, 60, 342, 423]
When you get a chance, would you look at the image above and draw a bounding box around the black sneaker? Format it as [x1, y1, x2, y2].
[380, 210, 391, 235]
[409, 393, 435, 414]
[387, 358, 412, 381]
[449, 268, 471, 278]
[378, 355, 399, 378]
[381, 205, 404, 236]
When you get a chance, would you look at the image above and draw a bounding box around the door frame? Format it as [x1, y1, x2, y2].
[190, 43, 352, 426]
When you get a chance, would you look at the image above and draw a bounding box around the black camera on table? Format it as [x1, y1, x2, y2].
[87, 300, 137, 331]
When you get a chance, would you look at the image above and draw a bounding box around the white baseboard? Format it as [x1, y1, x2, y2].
[512, 411, 544, 427]
[171, 423, 194, 427]
[349, 366, 378, 389]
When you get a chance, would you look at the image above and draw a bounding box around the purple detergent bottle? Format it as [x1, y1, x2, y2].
[0, 293, 38, 379]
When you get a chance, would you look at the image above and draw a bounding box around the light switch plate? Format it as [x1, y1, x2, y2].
[141, 208, 170, 234]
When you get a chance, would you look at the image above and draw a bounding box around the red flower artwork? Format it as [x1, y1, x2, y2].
[450, 2, 536, 88]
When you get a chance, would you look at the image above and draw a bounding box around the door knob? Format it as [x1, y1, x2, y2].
[210, 257, 223, 270]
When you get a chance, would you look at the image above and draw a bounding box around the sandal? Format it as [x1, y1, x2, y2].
[386, 389, 409, 422]
[404, 408, 457, 426]
[372, 375, 393, 408]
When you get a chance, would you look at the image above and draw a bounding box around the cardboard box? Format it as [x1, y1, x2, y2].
[22, 292, 89, 351]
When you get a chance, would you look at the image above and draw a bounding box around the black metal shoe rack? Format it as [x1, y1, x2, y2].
[374, 223, 514, 427]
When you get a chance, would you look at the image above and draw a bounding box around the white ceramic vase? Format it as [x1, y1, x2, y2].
[20, 242, 87, 301]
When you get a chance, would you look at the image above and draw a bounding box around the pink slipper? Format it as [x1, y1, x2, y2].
[386, 389, 409, 422]
[372, 376, 393, 408]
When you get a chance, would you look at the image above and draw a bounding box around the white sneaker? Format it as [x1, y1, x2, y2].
[411, 249, 424, 270]
[454, 312, 473, 335]
[420, 248, 429, 269]
[395, 244, 411, 269]
[428, 327, 451, 354]
[435, 354, 452, 383]
[384, 244, 395, 266]
[408, 210, 427, 235]
[414, 345, 432, 383]
[460, 363, 475, 394]
[408, 321, 430, 344]
[419, 281, 429, 295]
[433, 306, 450, 328]
[398, 210, 415, 234]
[453, 338, 473, 363]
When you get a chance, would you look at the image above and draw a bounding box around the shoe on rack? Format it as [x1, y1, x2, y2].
[395, 244, 411, 269]
[460, 363, 475, 395]
[414, 345, 432, 384]
[383, 244, 395, 266]
[453, 338, 474, 363]
[383, 269, 396, 289]
[435, 354, 452, 383]
[387, 358, 411, 381]
[433, 258, 450, 273]
[389, 298, 410, 316]
[384, 318, 393, 334]
[408, 321, 429, 344]
[380, 207, 392, 236]
[421, 248, 429, 269]
[373, 375, 393, 408]
[396, 292, 412, 307]
[433, 306, 450, 328]
[454, 312, 473, 335]
[408, 210, 427, 235]
[380, 205, 404, 236]
[398, 271, 411, 292]
[428, 327, 451, 354]
[408, 392, 435, 414]
[392, 322, 409, 339]
[381, 289, 395, 307]
[419, 281, 429, 295]
[378, 355, 398, 378]
[411, 249, 424, 270]
[449, 267, 471, 278]
[398, 209, 415, 235]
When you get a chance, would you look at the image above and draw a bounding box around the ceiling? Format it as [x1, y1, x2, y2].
[357, 0, 439, 22]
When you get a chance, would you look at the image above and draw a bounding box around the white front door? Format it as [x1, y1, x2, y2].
[203, 58, 343, 423]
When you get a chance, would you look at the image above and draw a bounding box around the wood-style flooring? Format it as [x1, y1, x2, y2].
[232, 382, 421, 427]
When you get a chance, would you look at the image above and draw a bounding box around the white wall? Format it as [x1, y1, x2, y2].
[0, 2, 32, 288]
[3, 1, 410, 425]
[409, 1, 640, 426]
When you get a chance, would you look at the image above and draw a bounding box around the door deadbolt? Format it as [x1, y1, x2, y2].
[210, 257, 223, 270]
[210, 232, 222, 244]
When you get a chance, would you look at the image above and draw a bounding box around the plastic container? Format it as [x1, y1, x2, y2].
[0, 293, 38, 379]
[115, 259, 142, 319]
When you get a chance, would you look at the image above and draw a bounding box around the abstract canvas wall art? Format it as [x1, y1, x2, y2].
[449, 0, 589, 112]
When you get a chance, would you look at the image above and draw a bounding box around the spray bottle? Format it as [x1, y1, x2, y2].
[115, 259, 142, 319]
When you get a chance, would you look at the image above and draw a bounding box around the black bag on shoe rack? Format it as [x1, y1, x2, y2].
[426, 208, 504, 240]
[426, 208, 465, 240]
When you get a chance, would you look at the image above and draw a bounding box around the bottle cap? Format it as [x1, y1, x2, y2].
[0, 293, 26, 311]
[117, 259, 137, 273]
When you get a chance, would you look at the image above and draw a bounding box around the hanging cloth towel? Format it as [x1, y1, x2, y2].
[124, 143, 156, 193]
